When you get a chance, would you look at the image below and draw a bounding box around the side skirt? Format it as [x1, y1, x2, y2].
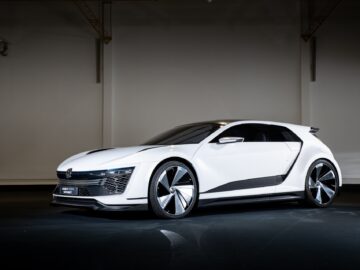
[198, 192, 305, 208]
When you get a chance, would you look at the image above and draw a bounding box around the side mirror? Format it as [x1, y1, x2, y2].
[218, 137, 244, 144]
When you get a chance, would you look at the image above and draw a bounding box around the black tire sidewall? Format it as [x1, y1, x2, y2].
[149, 161, 198, 219]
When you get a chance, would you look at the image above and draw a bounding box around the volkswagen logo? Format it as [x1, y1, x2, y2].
[66, 168, 73, 179]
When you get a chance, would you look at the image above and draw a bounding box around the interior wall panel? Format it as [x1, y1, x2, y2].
[0, 2, 102, 180]
[112, 1, 301, 147]
[310, 1, 360, 183]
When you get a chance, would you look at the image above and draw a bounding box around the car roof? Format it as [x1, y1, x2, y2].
[180, 120, 243, 126]
[181, 120, 307, 130]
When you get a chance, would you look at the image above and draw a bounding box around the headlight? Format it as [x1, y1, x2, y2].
[105, 167, 134, 178]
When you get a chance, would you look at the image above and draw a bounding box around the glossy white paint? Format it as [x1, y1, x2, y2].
[53, 120, 342, 207]
[194, 142, 295, 191]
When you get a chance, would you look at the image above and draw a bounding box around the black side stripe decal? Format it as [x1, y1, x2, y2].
[202, 175, 284, 194]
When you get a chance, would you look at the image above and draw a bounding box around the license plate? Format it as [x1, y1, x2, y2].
[60, 186, 78, 196]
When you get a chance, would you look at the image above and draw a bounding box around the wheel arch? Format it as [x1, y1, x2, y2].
[306, 157, 341, 184]
[147, 157, 200, 203]
[282, 148, 342, 192]
[298, 155, 342, 194]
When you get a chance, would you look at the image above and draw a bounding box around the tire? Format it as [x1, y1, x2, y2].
[304, 159, 339, 208]
[149, 161, 198, 219]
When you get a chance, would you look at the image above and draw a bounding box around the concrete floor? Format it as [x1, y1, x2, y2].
[1, 185, 360, 270]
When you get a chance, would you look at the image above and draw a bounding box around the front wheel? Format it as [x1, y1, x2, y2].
[305, 159, 339, 207]
[149, 161, 198, 219]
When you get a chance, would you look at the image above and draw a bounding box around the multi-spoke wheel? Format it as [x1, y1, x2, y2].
[305, 159, 339, 207]
[149, 161, 197, 218]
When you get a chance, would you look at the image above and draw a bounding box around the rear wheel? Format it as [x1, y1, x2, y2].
[149, 161, 197, 219]
[305, 159, 339, 207]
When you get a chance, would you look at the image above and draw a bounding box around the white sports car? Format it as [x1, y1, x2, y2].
[53, 120, 342, 218]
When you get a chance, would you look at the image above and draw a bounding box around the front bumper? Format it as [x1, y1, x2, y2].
[52, 167, 148, 210]
[54, 167, 135, 197]
[52, 196, 148, 211]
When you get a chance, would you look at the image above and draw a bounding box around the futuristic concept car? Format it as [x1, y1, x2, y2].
[53, 120, 342, 218]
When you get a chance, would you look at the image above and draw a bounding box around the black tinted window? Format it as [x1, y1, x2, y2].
[212, 124, 301, 142]
[212, 124, 267, 142]
[266, 125, 301, 142]
[143, 123, 221, 145]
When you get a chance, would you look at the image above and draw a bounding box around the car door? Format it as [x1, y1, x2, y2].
[194, 124, 293, 196]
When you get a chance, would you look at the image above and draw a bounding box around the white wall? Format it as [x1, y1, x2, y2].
[308, 1, 360, 183]
[112, 1, 301, 147]
[0, 2, 102, 182]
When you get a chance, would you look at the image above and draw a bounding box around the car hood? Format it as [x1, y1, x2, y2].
[57, 146, 161, 171]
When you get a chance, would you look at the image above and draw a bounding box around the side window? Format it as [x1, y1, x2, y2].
[266, 125, 301, 142]
[211, 124, 301, 143]
[211, 124, 267, 142]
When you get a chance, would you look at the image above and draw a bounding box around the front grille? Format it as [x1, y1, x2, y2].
[55, 167, 134, 197]
[57, 170, 107, 180]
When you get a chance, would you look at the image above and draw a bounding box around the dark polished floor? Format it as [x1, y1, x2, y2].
[1, 185, 360, 270]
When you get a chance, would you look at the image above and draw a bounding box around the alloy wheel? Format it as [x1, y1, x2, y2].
[308, 162, 337, 205]
[156, 165, 195, 216]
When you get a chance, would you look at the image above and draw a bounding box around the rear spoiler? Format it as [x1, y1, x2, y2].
[310, 127, 319, 134]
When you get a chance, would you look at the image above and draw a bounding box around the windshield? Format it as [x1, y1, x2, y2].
[143, 123, 222, 145]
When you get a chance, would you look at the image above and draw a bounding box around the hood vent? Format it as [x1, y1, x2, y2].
[87, 148, 113, 155]
[138, 146, 164, 152]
